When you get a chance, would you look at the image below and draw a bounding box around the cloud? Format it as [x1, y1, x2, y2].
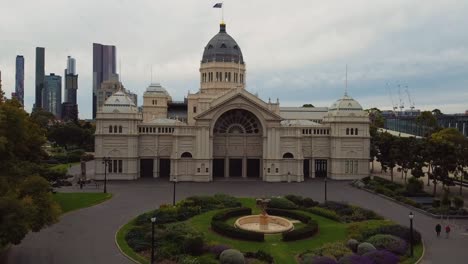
[1, 0, 467, 118]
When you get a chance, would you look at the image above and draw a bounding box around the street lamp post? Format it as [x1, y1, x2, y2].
[172, 177, 178, 206]
[409, 212, 414, 257]
[324, 177, 328, 204]
[150, 217, 156, 263]
[102, 157, 112, 193]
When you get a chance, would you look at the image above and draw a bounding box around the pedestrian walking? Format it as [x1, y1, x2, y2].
[435, 223, 441, 237]
[445, 225, 451, 238]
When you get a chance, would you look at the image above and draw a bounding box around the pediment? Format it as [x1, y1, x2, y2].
[195, 89, 282, 122]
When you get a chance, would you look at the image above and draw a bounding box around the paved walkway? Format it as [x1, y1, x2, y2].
[3, 165, 468, 263]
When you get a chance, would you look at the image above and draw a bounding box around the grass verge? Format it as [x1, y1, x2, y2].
[116, 218, 148, 264]
[53, 192, 112, 214]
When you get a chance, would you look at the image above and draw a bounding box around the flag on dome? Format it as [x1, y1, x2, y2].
[213, 3, 222, 8]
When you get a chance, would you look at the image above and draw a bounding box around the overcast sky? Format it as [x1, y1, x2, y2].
[1, 0, 468, 118]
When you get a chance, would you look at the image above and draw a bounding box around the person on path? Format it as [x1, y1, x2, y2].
[435, 223, 442, 237]
[445, 225, 451, 238]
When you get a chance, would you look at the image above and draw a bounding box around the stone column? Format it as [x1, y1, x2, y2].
[156, 157, 160, 178]
[225, 157, 229, 178]
[242, 156, 247, 178]
[153, 158, 158, 178]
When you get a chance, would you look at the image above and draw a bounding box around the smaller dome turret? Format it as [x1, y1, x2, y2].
[328, 93, 366, 117]
[102, 91, 138, 114]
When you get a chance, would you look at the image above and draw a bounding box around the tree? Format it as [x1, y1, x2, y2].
[30, 109, 56, 129]
[416, 111, 438, 136]
[366, 108, 385, 128]
[432, 109, 443, 116]
[302, 104, 315, 107]
[376, 132, 398, 181]
[0, 98, 60, 247]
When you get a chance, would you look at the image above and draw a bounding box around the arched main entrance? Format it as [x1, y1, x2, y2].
[212, 109, 263, 179]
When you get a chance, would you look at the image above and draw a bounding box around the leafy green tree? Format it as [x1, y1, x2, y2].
[416, 111, 438, 136]
[0, 98, 60, 247]
[302, 104, 315, 107]
[367, 108, 385, 128]
[30, 109, 56, 129]
[376, 132, 398, 181]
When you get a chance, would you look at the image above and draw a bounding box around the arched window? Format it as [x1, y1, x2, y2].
[119, 126, 122, 133]
[283, 152, 294, 159]
[355, 128, 358, 135]
[207, 44, 213, 49]
[213, 109, 262, 134]
[350, 128, 354, 135]
[220, 43, 227, 48]
[181, 152, 193, 158]
[109, 126, 112, 133]
[346, 128, 349, 135]
[114, 126, 117, 133]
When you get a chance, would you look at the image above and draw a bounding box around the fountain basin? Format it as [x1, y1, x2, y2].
[235, 215, 294, 234]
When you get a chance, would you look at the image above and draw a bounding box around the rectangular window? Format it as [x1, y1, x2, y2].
[206, 168, 209, 173]
[113, 160, 117, 173]
[354, 161, 358, 174]
[193, 106, 197, 113]
[345, 161, 349, 173]
[197, 168, 201, 173]
[118, 160, 123, 173]
[108, 161, 112, 173]
[275, 168, 279, 173]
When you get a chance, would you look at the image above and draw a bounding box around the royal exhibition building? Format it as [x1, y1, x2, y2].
[94, 22, 370, 182]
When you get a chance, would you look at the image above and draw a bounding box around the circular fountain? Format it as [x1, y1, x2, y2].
[234, 198, 294, 234]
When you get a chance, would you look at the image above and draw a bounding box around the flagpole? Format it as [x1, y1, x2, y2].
[222, 2, 224, 23]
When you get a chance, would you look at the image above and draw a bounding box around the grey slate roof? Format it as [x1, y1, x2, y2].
[202, 23, 244, 64]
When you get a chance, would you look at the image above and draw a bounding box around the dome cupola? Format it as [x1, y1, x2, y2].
[328, 93, 366, 117]
[102, 91, 138, 114]
[202, 23, 244, 64]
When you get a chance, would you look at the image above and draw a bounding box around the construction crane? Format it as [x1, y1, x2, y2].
[405, 86, 415, 110]
[387, 83, 398, 112]
[398, 84, 405, 113]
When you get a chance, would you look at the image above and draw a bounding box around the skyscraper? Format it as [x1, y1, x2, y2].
[62, 56, 79, 121]
[64, 56, 78, 104]
[43, 73, 62, 118]
[93, 43, 116, 118]
[35, 47, 45, 109]
[15, 55, 25, 106]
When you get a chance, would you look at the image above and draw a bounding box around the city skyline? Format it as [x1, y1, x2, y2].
[0, 0, 467, 118]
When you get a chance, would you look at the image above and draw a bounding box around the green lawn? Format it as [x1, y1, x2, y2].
[53, 192, 112, 214]
[49, 162, 80, 174]
[187, 198, 347, 264]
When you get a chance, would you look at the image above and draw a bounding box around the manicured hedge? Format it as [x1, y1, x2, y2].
[306, 207, 341, 222]
[266, 208, 312, 223]
[283, 220, 319, 241]
[211, 208, 264, 242]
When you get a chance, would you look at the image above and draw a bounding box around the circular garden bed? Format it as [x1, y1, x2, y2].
[116, 194, 423, 264]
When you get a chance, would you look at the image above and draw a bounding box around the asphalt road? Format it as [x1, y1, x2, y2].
[4, 177, 468, 264]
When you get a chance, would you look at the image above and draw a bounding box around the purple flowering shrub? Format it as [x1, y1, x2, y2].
[338, 254, 373, 264]
[363, 250, 399, 264]
[366, 234, 407, 255]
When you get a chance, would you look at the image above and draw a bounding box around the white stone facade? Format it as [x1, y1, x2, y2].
[94, 23, 370, 182]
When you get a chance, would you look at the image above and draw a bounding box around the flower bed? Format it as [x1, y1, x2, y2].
[356, 176, 468, 216]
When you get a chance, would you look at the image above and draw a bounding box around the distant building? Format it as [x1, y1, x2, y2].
[43, 73, 62, 118]
[93, 43, 116, 119]
[15, 55, 24, 106]
[63, 56, 79, 121]
[35, 47, 45, 109]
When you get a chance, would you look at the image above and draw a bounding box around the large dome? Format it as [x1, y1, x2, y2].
[202, 23, 244, 64]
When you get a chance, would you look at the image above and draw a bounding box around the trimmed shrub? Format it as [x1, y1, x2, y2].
[366, 234, 407, 255]
[306, 207, 341, 222]
[346, 239, 359, 253]
[376, 224, 422, 244]
[182, 235, 204, 256]
[214, 193, 242, 208]
[268, 197, 298, 209]
[283, 220, 318, 241]
[338, 254, 373, 264]
[310, 256, 338, 264]
[206, 244, 231, 259]
[406, 177, 424, 195]
[432, 199, 441, 208]
[125, 226, 150, 252]
[220, 249, 245, 264]
[363, 250, 399, 264]
[309, 242, 353, 260]
[284, 194, 319, 208]
[356, 242, 376, 255]
[266, 208, 312, 223]
[211, 208, 264, 242]
[346, 220, 394, 241]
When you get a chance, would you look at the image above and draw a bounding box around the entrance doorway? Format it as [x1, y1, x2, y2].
[303, 159, 310, 178]
[213, 159, 225, 178]
[315, 159, 327, 178]
[247, 159, 260, 178]
[159, 158, 171, 178]
[140, 159, 153, 178]
[229, 159, 242, 177]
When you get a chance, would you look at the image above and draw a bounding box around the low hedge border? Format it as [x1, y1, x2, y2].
[305, 207, 341, 222]
[265, 208, 319, 241]
[211, 208, 264, 242]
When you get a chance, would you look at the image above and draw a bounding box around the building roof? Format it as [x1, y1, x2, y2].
[202, 23, 244, 64]
[144, 83, 170, 97]
[279, 107, 329, 121]
[145, 118, 184, 125]
[328, 93, 366, 117]
[281, 119, 322, 127]
[102, 91, 138, 113]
